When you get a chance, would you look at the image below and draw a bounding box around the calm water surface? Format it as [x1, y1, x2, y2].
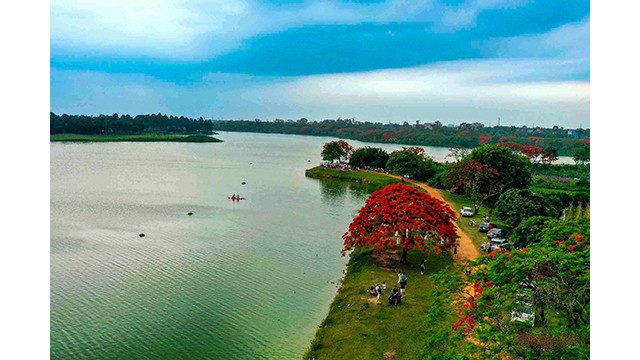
[51, 132, 381, 359]
[50, 132, 573, 359]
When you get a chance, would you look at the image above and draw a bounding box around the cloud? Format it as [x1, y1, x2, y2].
[50, 0, 538, 60]
[51, 0, 255, 59]
[51, 57, 589, 128]
[487, 17, 590, 61]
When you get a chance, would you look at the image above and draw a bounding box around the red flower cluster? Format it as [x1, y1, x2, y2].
[478, 135, 492, 144]
[341, 183, 458, 255]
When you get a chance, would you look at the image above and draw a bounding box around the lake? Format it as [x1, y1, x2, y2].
[50, 132, 573, 359]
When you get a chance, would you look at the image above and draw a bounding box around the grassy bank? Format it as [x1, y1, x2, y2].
[305, 166, 400, 189]
[50, 134, 222, 143]
[304, 248, 461, 360]
[304, 168, 465, 359]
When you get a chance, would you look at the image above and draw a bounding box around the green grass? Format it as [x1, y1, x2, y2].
[304, 248, 460, 360]
[305, 166, 401, 189]
[50, 134, 223, 143]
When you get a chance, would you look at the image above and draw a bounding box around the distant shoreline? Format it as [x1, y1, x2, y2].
[50, 134, 223, 143]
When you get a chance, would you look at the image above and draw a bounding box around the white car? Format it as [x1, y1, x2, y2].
[460, 207, 473, 217]
[511, 292, 535, 326]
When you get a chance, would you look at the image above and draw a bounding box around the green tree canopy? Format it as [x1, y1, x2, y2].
[466, 144, 532, 190]
[572, 146, 590, 165]
[348, 147, 390, 168]
[494, 189, 549, 228]
[321, 141, 345, 162]
[386, 150, 439, 181]
[510, 216, 554, 249]
[430, 217, 590, 358]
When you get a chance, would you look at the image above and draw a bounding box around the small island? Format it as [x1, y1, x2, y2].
[50, 134, 222, 143]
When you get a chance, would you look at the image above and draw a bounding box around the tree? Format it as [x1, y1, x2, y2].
[510, 216, 553, 249]
[431, 218, 590, 358]
[468, 144, 532, 190]
[386, 149, 439, 181]
[572, 147, 590, 165]
[542, 146, 558, 164]
[446, 160, 503, 215]
[342, 183, 458, 263]
[321, 141, 345, 162]
[348, 147, 390, 169]
[494, 189, 549, 228]
[336, 140, 353, 158]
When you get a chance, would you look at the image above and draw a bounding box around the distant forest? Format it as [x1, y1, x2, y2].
[50, 113, 589, 156]
[211, 118, 589, 156]
[50, 112, 215, 135]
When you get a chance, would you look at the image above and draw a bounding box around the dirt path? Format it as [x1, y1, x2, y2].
[364, 171, 479, 263]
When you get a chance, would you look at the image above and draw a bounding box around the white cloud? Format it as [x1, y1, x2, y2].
[51, 57, 589, 128]
[50, 0, 530, 60]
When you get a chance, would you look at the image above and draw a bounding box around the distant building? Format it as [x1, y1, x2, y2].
[567, 129, 578, 137]
[447, 123, 455, 128]
[423, 123, 433, 130]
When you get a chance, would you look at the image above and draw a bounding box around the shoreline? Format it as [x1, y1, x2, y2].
[303, 167, 477, 359]
[50, 134, 223, 143]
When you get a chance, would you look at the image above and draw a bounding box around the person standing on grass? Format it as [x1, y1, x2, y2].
[420, 259, 426, 275]
[382, 281, 386, 291]
[399, 277, 407, 297]
[397, 271, 403, 284]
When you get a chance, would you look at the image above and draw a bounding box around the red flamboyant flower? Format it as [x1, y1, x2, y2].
[478, 135, 492, 144]
[341, 183, 458, 258]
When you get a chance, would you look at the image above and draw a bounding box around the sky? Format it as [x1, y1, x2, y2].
[50, 0, 590, 128]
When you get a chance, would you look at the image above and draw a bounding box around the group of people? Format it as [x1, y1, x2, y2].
[368, 271, 409, 306]
[368, 282, 387, 304]
[320, 161, 353, 170]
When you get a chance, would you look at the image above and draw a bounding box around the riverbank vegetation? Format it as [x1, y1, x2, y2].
[50, 134, 222, 143]
[50, 112, 216, 135]
[304, 247, 462, 360]
[211, 118, 588, 156]
[304, 140, 590, 358]
[305, 167, 399, 189]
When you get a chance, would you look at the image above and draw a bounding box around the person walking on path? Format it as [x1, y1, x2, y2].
[453, 245, 458, 259]
[420, 259, 426, 275]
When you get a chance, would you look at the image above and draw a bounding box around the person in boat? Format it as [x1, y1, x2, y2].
[231, 194, 236, 201]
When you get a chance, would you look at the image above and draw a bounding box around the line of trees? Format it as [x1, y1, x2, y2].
[50, 112, 215, 135]
[328, 140, 590, 357]
[322, 141, 588, 229]
[213, 118, 589, 156]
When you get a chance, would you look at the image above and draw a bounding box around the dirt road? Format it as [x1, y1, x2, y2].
[364, 171, 479, 262]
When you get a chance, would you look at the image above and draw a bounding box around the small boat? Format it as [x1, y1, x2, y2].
[228, 196, 246, 200]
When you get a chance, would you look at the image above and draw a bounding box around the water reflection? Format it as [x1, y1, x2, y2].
[316, 178, 376, 206]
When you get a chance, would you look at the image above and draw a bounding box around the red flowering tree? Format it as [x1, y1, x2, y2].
[446, 160, 504, 214]
[520, 145, 546, 164]
[337, 140, 353, 156]
[342, 183, 458, 263]
[478, 135, 492, 145]
[321, 140, 353, 162]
